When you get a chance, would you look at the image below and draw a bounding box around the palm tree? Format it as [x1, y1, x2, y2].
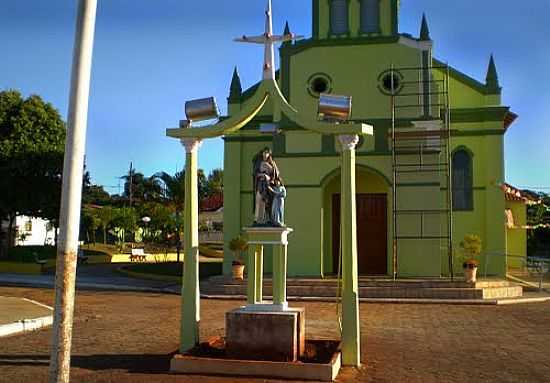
[95, 206, 113, 244]
[154, 171, 185, 262]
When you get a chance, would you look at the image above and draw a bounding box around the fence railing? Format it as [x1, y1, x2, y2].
[199, 231, 223, 243]
[486, 252, 550, 292]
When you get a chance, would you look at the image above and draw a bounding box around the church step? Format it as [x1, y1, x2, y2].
[212, 277, 513, 290]
[204, 282, 523, 300]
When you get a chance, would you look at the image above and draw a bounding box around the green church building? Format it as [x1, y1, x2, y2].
[221, 0, 521, 278]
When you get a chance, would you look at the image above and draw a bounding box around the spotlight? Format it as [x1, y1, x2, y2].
[184, 97, 220, 124]
[318, 93, 352, 122]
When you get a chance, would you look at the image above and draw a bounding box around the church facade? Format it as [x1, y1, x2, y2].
[222, 0, 518, 278]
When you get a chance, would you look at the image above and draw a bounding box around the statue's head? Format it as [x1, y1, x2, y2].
[262, 147, 272, 161]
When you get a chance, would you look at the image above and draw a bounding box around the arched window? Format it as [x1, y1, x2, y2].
[452, 149, 473, 210]
[330, 0, 349, 35]
[361, 0, 380, 33]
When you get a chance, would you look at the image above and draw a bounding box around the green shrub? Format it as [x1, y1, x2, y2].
[7, 246, 56, 263]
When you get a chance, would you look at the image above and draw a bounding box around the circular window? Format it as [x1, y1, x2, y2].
[307, 73, 333, 97]
[378, 70, 404, 95]
[312, 77, 329, 94]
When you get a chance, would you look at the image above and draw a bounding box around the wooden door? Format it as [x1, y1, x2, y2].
[332, 194, 388, 275]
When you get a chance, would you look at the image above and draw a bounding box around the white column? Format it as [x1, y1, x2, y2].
[180, 137, 203, 352]
[49, 1, 97, 382]
[338, 134, 361, 367]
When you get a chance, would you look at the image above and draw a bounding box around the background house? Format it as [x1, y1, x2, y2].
[1, 216, 56, 247]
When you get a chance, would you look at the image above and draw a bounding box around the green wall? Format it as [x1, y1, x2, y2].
[506, 200, 527, 269]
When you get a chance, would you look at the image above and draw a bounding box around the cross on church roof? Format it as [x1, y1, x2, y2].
[234, 0, 303, 80]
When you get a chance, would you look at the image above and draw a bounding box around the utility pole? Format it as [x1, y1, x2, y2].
[48, 1, 97, 382]
[129, 161, 133, 207]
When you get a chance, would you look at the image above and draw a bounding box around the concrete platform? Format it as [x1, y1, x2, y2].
[171, 339, 341, 382]
[0, 296, 53, 337]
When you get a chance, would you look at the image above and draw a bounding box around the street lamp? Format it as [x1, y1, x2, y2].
[141, 216, 151, 241]
[318, 93, 353, 122]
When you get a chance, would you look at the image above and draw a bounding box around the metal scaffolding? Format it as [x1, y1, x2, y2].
[389, 64, 454, 280]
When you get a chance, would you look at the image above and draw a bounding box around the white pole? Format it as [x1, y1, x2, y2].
[48, 1, 97, 382]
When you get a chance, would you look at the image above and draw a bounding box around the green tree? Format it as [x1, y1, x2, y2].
[198, 169, 208, 200]
[95, 206, 114, 244]
[82, 168, 111, 206]
[111, 207, 137, 250]
[526, 191, 550, 256]
[139, 201, 175, 242]
[83, 185, 111, 206]
[81, 208, 100, 244]
[0, 90, 65, 257]
[121, 169, 162, 205]
[206, 168, 223, 197]
[154, 171, 186, 261]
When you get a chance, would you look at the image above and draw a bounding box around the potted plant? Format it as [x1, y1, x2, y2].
[459, 234, 482, 283]
[229, 236, 248, 280]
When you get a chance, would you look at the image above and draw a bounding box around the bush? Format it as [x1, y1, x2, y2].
[7, 246, 56, 263]
[459, 234, 482, 268]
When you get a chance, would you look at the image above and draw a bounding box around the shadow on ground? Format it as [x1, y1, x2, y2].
[0, 352, 177, 374]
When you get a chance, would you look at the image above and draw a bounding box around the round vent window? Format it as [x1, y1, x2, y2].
[378, 70, 404, 95]
[307, 73, 333, 97]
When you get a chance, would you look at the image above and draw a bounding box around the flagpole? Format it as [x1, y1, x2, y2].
[48, 0, 97, 382]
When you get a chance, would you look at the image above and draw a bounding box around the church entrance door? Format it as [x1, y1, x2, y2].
[332, 194, 388, 275]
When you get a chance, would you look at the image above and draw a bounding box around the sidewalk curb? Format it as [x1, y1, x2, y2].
[0, 299, 54, 338]
[0, 315, 54, 338]
[116, 266, 181, 283]
[0, 280, 179, 295]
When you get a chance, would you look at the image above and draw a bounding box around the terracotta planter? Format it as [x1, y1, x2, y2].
[232, 264, 245, 280]
[463, 266, 478, 283]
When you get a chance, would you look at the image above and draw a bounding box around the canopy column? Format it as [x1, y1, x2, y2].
[180, 137, 202, 352]
[338, 134, 361, 367]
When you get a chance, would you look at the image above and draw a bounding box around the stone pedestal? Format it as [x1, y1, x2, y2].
[226, 306, 305, 362]
[229, 227, 305, 362]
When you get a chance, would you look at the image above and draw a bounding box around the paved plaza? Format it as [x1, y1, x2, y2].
[0, 286, 548, 382]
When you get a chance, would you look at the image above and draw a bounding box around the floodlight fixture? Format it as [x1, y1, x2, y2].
[318, 93, 352, 122]
[184, 97, 220, 125]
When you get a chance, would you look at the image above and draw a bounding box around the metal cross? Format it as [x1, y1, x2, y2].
[234, 0, 303, 80]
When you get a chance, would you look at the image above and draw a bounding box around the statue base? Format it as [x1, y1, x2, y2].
[225, 306, 305, 362]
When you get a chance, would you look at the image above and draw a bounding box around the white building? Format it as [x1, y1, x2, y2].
[1, 216, 57, 246]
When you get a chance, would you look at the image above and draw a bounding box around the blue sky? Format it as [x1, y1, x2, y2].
[1, 0, 549, 194]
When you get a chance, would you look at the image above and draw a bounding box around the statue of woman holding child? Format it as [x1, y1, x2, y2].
[252, 147, 286, 227]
